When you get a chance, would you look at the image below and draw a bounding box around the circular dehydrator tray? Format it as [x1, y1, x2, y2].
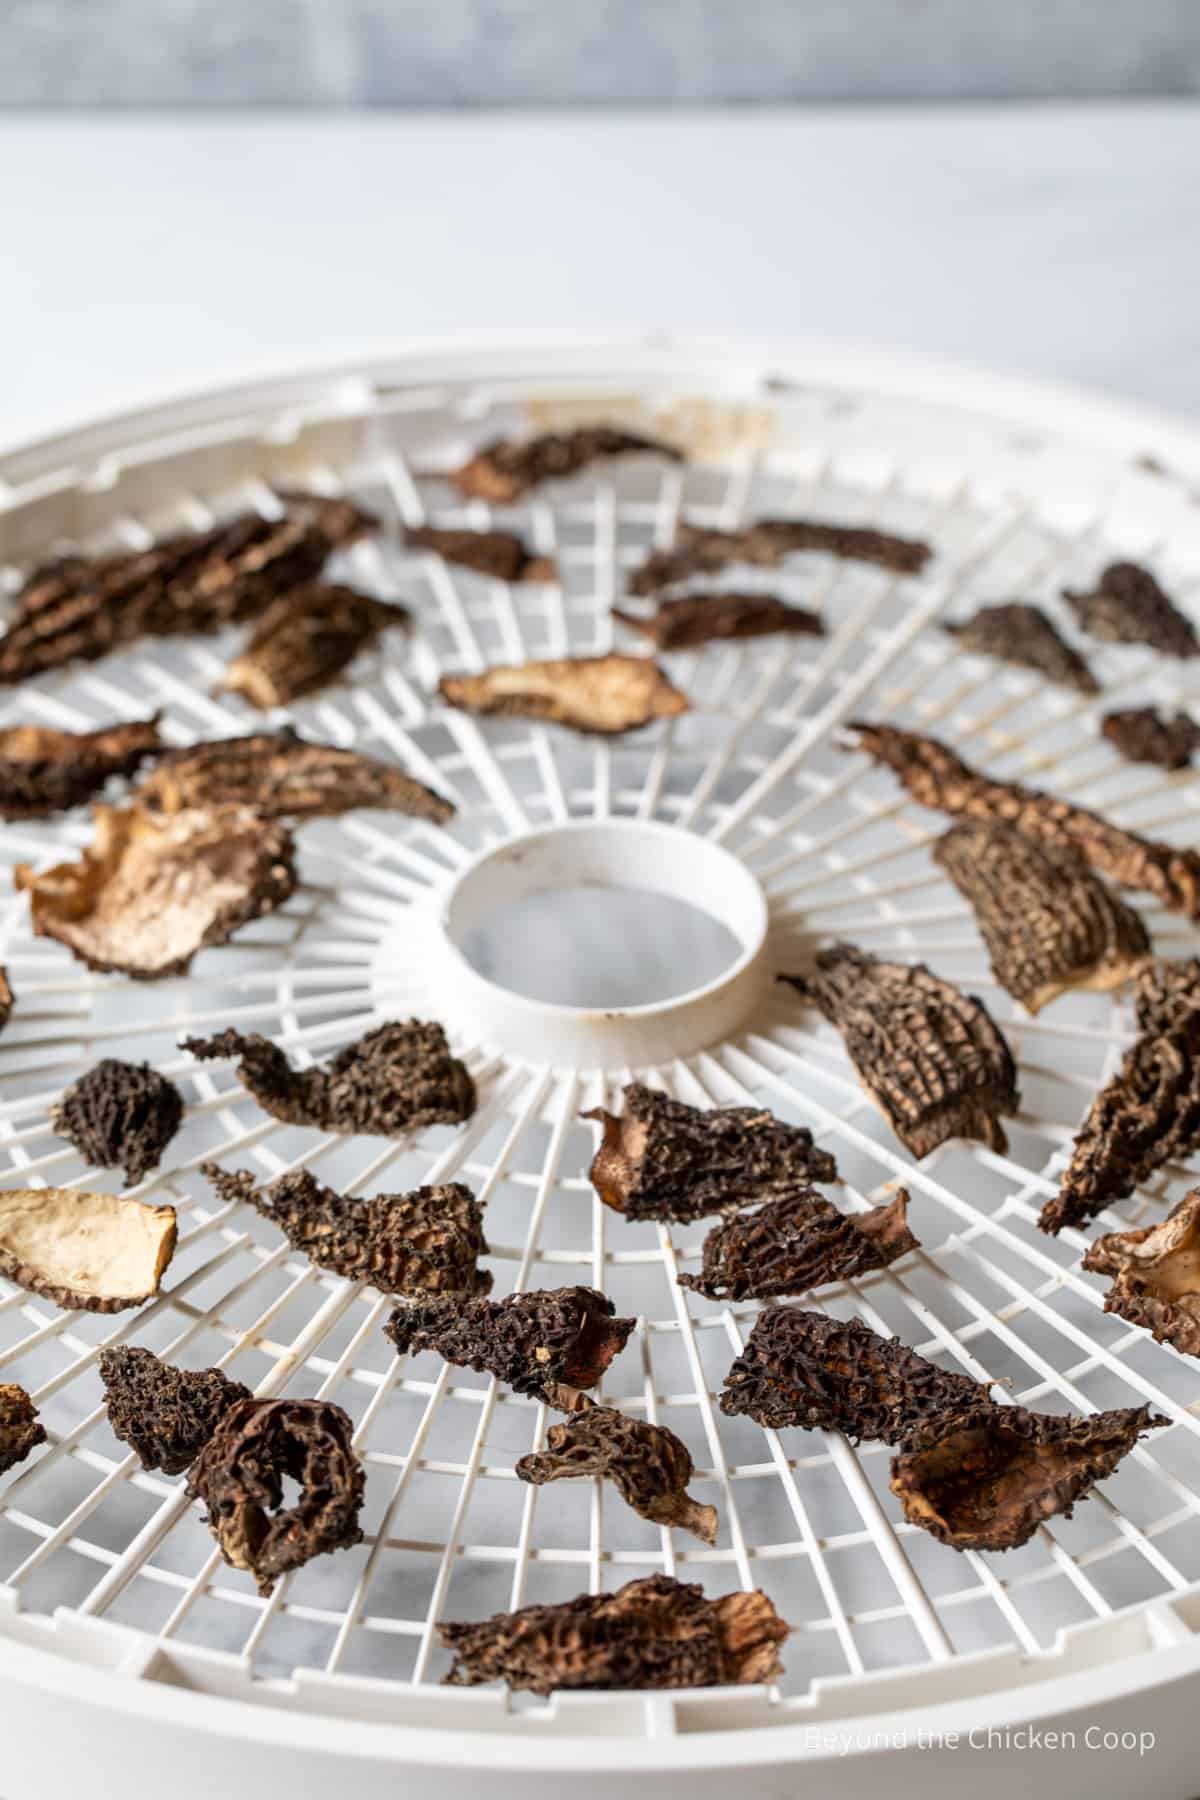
[3, 336, 1200, 1796]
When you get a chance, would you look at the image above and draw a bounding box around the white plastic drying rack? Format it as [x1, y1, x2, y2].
[2, 334, 1200, 1800]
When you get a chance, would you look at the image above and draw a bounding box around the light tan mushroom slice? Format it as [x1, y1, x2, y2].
[438, 654, 689, 735]
[0, 1187, 177, 1311]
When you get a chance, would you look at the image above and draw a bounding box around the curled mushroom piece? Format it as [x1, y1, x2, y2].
[679, 1188, 917, 1303]
[15, 803, 297, 979]
[613, 590, 824, 650]
[99, 1346, 251, 1474]
[187, 1397, 365, 1596]
[440, 1573, 788, 1694]
[404, 526, 556, 583]
[218, 585, 410, 709]
[1082, 1189, 1200, 1356]
[629, 517, 931, 596]
[516, 1399, 717, 1542]
[1101, 706, 1200, 772]
[1064, 562, 1198, 658]
[943, 603, 1099, 694]
[0, 1187, 177, 1312]
[0, 715, 165, 819]
[438, 653, 689, 735]
[0, 1384, 45, 1477]
[52, 1059, 184, 1187]
[450, 426, 682, 503]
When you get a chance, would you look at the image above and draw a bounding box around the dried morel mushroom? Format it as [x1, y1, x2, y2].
[187, 1396, 365, 1596]
[612, 590, 824, 650]
[203, 1165, 492, 1298]
[719, 1306, 990, 1443]
[384, 1286, 635, 1406]
[516, 1399, 717, 1542]
[137, 729, 453, 825]
[0, 1384, 45, 1477]
[0, 715, 164, 820]
[1064, 562, 1198, 659]
[98, 1346, 251, 1474]
[440, 1573, 787, 1694]
[933, 821, 1151, 1014]
[450, 426, 682, 503]
[1082, 1189, 1200, 1356]
[183, 1019, 475, 1136]
[943, 603, 1099, 694]
[404, 525, 556, 583]
[583, 1082, 837, 1223]
[890, 1403, 1164, 1552]
[15, 803, 296, 979]
[0, 495, 376, 683]
[851, 721, 1200, 919]
[0, 1187, 176, 1311]
[679, 1188, 917, 1303]
[1135, 955, 1200, 1035]
[438, 653, 689, 735]
[219, 584, 409, 709]
[629, 517, 931, 596]
[52, 1059, 184, 1187]
[781, 945, 1019, 1157]
[1101, 706, 1200, 772]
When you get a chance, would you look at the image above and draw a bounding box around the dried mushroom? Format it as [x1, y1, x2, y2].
[138, 729, 453, 825]
[219, 584, 409, 709]
[1102, 706, 1200, 771]
[384, 1285, 635, 1407]
[0, 968, 12, 1037]
[0, 495, 375, 683]
[583, 1082, 837, 1224]
[1064, 562, 1198, 659]
[851, 721, 1200, 919]
[516, 1398, 717, 1542]
[52, 1059, 184, 1186]
[933, 821, 1151, 1013]
[719, 1306, 990, 1443]
[781, 945, 1019, 1157]
[943, 603, 1098, 694]
[0, 1186, 176, 1311]
[0, 715, 164, 819]
[98, 1346, 251, 1474]
[679, 1187, 917, 1303]
[15, 803, 297, 978]
[629, 517, 931, 596]
[0, 1384, 45, 1477]
[404, 525, 556, 583]
[1083, 1189, 1200, 1356]
[890, 1403, 1164, 1552]
[203, 1165, 491, 1298]
[612, 590, 824, 650]
[440, 1573, 787, 1694]
[183, 1019, 475, 1136]
[438, 653, 689, 735]
[451, 426, 681, 503]
[187, 1396, 365, 1596]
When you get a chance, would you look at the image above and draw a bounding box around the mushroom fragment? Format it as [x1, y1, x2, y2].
[612, 590, 824, 650]
[52, 1059, 184, 1186]
[678, 1187, 917, 1302]
[629, 517, 931, 596]
[450, 426, 681, 503]
[218, 585, 409, 709]
[0, 1384, 45, 1476]
[1064, 562, 1198, 658]
[404, 526, 556, 583]
[0, 1186, 176, 1311]
[0, 968, 12, 1037]
[0, 715, 165, 819]
[1082, 1188, 1200, 1355]
[1102, 706, 1200, 771]
[516, 1398, 717, 1542]
[943, 603, 1098, 694]
[99, 1346, 251, 1474]
[438, 653, 689, 735]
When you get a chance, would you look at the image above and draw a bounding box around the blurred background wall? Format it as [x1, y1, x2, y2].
[5, 0, 1200, 106]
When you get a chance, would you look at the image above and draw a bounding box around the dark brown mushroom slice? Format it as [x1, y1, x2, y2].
[98, 1346, 251, 1474]
[183, 1019, 475, 1136]
[218, 584, 410, 709]
[202, 1165, 492, 1298]
[52, 1059, 184, 1187]
[404, 526, 556, 583]
[583, 1082, 837, 1224]
[679, 1187, 917, 1303]
[0, 715, 165, 819]
[0, 1384, 45, 1477]
[0, 495, 376, 684]
[137, 729, 453, 825]
[851, 721, 1200, 920]
[516, 1398, 717, 1542]
[1064, 562, 1198, 659]
[0, 1187, 177, 1312]
[0, 968, 12, 1038]
[612, 590, 824, 650]
[629, 517, 931, 596]
[438, 653, 689, 735]
[15, 803, 297, 979]
[943, 603, 1099, 694]
[1082, 1188, 1200, 1355]
[719, 1306, 990, 1443]
[890, 1403, 1165, 1552]
[1101, 706, 1200, 772]
[781, 945, 1019, 1157]
[933, 821, 1151, 1014]
[440, 1573, 787, 1694]
[384, 1286, 635, 1407]
[187, 1396, 365, 1596]
[450, 426, 682, 503]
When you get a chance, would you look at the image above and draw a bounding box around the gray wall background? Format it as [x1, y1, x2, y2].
[4, 0, 1200, 106]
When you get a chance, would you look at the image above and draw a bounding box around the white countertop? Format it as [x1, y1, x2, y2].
[1, 102, 1198, 445]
